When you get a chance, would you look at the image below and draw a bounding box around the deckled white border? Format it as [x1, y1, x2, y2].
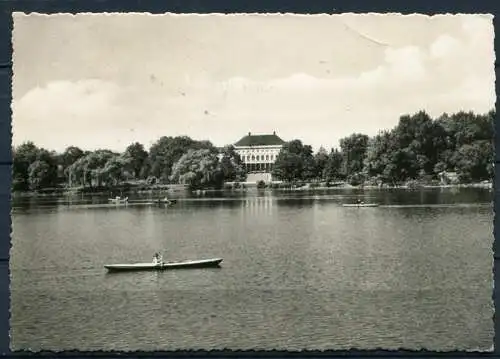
[9, 10, 496, 353]
[11, 12, 495, 18]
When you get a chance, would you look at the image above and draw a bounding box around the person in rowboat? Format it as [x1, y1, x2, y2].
[157, 196, 171, 204]
[152, 252, 163, 265]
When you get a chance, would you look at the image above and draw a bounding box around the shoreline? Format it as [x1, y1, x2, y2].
[11, 181, 493, 198]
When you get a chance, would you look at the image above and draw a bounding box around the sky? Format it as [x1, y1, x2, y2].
[11, 13, 496, 153]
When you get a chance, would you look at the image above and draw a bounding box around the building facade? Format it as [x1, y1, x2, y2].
[233, 131, 285, 174]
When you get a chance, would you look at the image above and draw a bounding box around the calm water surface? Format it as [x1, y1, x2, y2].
[10, 188, 494, 351]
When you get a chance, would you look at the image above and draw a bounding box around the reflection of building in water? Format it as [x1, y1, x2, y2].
[243, 197, 274, 215]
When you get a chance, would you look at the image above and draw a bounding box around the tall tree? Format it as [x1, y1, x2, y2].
[13, 142, 58, 190]
[272, 152, 303, 182]
[220, 145, 247, 182]
[13, 142, 40, 190]
[101, 155, 128, 185]
[123, 142, 148, 179]
[364, 131, 396, 183]
[272, 139, 314, 182]
[453, 141, 493, 182]
[314, 147, 329, 180]
[339, 133, 369, 179]
[61, 146, 84, 169]
[66, 150, 116, 187]
[301, 144, 316, 181]
[27, 160, 52, 190]
[323, 148, 344, 182]
[170, 149, 224, 190]
[148, 136, 215, 182]
[393, 111, 447, 177]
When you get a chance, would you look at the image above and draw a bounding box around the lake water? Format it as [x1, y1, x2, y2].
[10, 187, 494, 351]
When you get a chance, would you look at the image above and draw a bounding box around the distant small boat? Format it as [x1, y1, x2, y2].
[109, 196, 128, 204]
[104, 258, 223, 272]
[342, 203, 379, 208]
[157, 198, 177, 205]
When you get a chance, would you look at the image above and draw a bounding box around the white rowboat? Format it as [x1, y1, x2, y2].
[104, 258, 223, 272]
[108, 196, 129, 204]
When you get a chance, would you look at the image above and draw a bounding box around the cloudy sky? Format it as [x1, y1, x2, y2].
[11, 13, 495, 153]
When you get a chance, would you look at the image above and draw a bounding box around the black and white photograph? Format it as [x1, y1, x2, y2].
[10, 12, 495, 351]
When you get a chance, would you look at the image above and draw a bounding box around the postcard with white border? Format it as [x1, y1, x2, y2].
[10, 12, 495, 352]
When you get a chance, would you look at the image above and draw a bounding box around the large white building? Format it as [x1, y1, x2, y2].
[233, 131, 285, 182]
[233, 131, 285, 172]
[216, 131, 286, 183]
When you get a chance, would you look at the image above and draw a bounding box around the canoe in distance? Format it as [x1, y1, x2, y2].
[104, 258, 223, 272]
[158, 199, 177, 205]
[108, 197, 128, 204]
[342, 203, 379, 208]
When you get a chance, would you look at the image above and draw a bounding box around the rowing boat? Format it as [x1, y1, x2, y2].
[342, 203, 379, 207]
[108, 196, 129, 204]
[157, 198, 177, 205]
[104, 258, 223, 272]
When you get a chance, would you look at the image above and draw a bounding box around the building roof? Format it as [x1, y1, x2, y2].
[234, 132, 285, 147]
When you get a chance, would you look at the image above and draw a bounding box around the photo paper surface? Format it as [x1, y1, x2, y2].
[10, 12, 495, 351]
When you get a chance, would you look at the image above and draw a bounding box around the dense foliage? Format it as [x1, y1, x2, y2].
[12, 136, 246, 191]
[272, 110, 494, 185]
[170, 149, 224, 190]
[12, 109, 494, 191]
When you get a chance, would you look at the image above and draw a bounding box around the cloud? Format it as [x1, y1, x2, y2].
[216, 45, 428, 93]
[430, 34, 461, 59]
[12, 15, 495, 153]
[189, 28, 493, 149]
[13, 79, 151, 151]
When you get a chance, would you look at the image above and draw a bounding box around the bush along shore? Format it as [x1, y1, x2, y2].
[12, 109, 494, 196]
[223, 178, 493, 191]
[11, 182, 183, 198]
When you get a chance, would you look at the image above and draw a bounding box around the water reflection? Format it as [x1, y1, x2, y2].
[10, 187, 494, 351]
[12, 187, 493, 209]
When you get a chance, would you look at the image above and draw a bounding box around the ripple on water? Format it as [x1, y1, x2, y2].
[10, 189, 494, 351]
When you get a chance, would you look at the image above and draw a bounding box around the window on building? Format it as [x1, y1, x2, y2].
[266, 155, 269, 160]
[252, 155, 255, 160]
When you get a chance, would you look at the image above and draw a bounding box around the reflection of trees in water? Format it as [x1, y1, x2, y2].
[366, 188, 492, 206]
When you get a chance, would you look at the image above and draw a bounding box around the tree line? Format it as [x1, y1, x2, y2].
[272, 110, 494, 186]
[12, 109, 494, 192]
[12, 136, 246, 192]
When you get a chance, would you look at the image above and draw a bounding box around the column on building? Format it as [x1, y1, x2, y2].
[236, 146, 280, 175]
